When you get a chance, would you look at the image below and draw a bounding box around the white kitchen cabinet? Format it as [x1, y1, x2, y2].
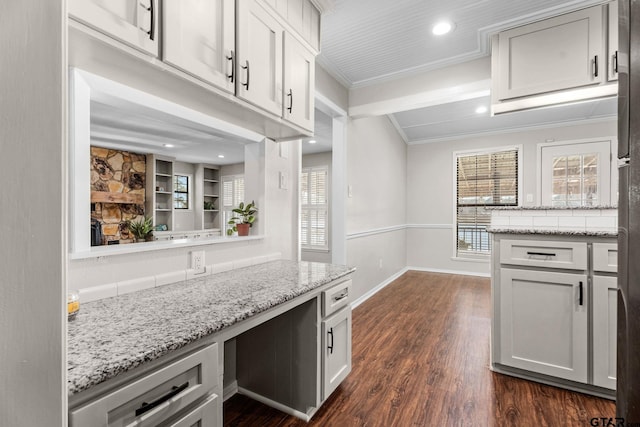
[236, 0, 284, 117]
[162, 0, 235, 93]
[70, 343, 219, 427]
[283, 33, 315, 131]
[498, 268, 588, 382]
[608, 0, 619, 82]
[320, 280, 352, 400]
[496, 4, 604, 101]
[593, 275, 617, 390]
[69, 0, 158, 56]
[322, 306, 352, 400]
[263, 0, 321, 51]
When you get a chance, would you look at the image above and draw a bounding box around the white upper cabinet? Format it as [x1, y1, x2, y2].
[69, 0, 158, 56]
[236, 0, 284, 117]
[496, 5, 604, 101]
[263, 0, 321, 51]
[608, 0, 619, 81]
[162, 0, 235, 93]
[283, 33, 315, 131]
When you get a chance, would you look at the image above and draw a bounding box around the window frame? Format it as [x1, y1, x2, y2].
[537, 137, 617, 207]
[173, 174, 192, 210]
[221, 174, 245, 235]
[300, 165, 330, 251]
[452, 145, 522, 260]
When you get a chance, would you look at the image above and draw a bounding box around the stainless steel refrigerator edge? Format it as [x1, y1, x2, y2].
[618, 0, 640, 420]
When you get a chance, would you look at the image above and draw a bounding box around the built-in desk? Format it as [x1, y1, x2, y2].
[67, 260, 355, 426]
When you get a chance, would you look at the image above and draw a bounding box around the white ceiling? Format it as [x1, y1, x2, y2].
[318, 0, 617, 144]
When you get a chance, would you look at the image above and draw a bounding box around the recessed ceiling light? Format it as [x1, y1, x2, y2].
[475, 106, 488, 114]
[218, 154, 225, 158]
[163, 143, 174, 148]
[308, 140, 317, 144]
[432, 21, 454, 36]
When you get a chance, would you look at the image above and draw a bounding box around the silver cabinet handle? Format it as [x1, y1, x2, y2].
[333, 291, 348, 302]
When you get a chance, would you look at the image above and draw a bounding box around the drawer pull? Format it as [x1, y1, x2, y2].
[135, 381, 189, 417]
[579, 281, 584, 306]
[526, 251, 556, 257]
[333, 291, 348, 302]
[327, 328, 334, 354]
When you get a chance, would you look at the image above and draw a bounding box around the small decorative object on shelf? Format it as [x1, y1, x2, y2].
[204, 201, 215, 210]
[227, 201, 257, 236]
[127, 216, 154, 242]
[155, 224, 168, 231]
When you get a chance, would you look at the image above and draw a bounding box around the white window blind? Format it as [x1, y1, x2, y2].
[300, 167, 329, 249]
[222, 175, 244, 234]
[456, 149, 518, 256]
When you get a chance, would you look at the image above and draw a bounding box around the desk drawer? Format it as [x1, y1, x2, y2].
[70, 343, 218, 427]
[593, 243, 618, 273]
[322, 279, 352, 317]
[500, 239, 587, 270]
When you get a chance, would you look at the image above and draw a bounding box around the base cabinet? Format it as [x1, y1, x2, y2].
[492, 234, 617, 396]
[499, 268, 588, 382]
[593, 275, 618, 389]
[321, 307, 352, 400]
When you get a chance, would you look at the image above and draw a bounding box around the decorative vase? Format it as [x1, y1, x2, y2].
[236, 223, 250, 236]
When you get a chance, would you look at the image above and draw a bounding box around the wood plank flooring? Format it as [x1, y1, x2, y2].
[224, 271, 615, 426]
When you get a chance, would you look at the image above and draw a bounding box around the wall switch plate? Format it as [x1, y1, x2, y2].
[279, 172, 288, 190]
[191, 250, 205, 274]
[526, 193, 534, 203]
[348, 185, 353, 198]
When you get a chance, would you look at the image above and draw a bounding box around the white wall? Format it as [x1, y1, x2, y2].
[0, 0, 66, 425]
[406, 119, 617, 276]
[302, 151, 332, 263]
[346, 116, 407, 301]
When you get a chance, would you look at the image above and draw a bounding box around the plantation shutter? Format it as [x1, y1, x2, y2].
[300, 167, 329, 249]
[222, 175, 245, 234]
[456, 149, 518, 256]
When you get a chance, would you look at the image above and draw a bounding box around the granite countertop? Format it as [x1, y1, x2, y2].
[67, 260, 355, 396]
[487, 227, 618, 237]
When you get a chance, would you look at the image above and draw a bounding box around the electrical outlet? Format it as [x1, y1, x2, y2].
[191, 251, 205, 274]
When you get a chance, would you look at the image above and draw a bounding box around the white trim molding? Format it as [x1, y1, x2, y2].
[346, 224, 407, 240]
[407, 266, 491, 278]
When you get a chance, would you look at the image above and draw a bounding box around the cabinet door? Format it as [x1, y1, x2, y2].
[499, 268, 588, 382]
[593, 275, 617, 389]
[68, 0, 158, 56]
[236, 0, 284, 117]
[283, 33, 315, 131]
[321, 307, 352, 401]
[497, 5, 604, 100]
[608, 0, 619, 81]
[162, 0, 235, 93]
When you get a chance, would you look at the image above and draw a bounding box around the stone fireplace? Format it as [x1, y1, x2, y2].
[90, 147, 146, 245]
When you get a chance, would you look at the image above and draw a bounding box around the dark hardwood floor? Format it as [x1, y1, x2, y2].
[224, 271, 615, 426]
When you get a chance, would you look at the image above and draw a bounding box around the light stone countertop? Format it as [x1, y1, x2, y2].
[485, 205, 618, 210]
[67, 260, 355, 396]
[487, 226, 618, 237]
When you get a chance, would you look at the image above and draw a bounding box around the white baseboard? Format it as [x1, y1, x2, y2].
[350, 267, 409, 310]
[406, 266, 490, 278]
[223, 380, 238, 402]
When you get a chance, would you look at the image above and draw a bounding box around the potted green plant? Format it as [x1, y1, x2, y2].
[227, 201, 257, 236]
[127, 216, 154, 242]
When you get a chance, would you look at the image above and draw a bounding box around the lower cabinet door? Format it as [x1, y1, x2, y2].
[593, 275, 617, 390]
[321, 307, 352, 401]
[499, 268, 588, 382]
[159, 393, 220, 427]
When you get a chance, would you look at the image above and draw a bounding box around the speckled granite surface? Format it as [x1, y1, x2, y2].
[486, 205, 618, 210]
[487, 227, 618, 237]
[67, 260, 355, 396]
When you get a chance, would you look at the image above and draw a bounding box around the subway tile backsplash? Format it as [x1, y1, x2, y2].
[489, 208, 618, 233]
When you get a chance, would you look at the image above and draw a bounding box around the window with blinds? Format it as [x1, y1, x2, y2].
[456, 149, 518, 256]
[222, 175, 244, 234]
[300, 166, 329, 250]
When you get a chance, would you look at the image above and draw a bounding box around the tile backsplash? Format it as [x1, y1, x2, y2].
[490, 208, 617, 233]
